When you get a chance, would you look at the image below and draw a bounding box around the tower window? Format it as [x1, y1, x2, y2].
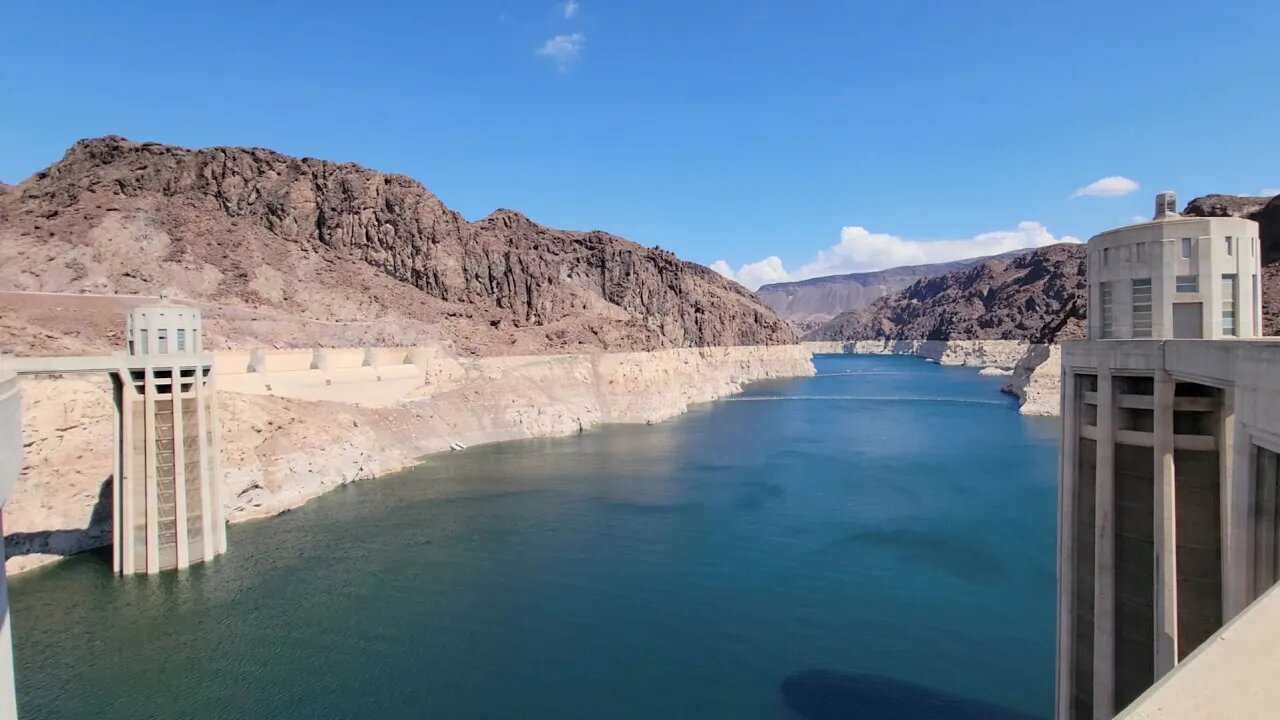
[1101, 281, 1114, 338]
[1222, 274, 1237, 337]
[1181, 238, 1194, 259]
[140, 329, 149, 354]
[157, 329, 168, 354]
[1135, 242, 1147, 263]
[1226, 236, 1234, 256]
[1103, 247, 1111, 266]
[1176, 275, 1199, 293]
[1132, 278, 1152, 338]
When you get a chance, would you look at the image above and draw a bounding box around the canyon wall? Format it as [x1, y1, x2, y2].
[5, 344, 813, 575]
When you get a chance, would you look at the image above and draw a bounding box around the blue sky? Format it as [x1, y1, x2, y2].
[2, 1, 1277, 288]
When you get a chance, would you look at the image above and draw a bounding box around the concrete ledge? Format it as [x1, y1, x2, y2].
[1118, 582, 1280, 719]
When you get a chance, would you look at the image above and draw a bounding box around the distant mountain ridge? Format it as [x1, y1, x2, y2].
[804, 243, 1087, 343]
[755, 249, 1034, 330]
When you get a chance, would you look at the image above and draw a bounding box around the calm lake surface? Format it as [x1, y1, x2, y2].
[10, 354, 1059, 719]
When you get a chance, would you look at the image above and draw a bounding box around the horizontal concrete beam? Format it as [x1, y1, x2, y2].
[2, 354, 121, 375]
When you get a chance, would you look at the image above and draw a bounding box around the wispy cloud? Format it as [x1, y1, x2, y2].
[1259, 188, 1280, 197]
[563, 0, 579, 19]
[712, 222, 1080, 290]
[537, 32, 584, 71]
[1071, 176, 1140, 198]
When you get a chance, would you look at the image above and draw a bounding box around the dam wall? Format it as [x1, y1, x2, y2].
[6, 344, 814, 574]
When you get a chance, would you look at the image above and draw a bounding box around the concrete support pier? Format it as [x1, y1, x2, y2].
[0, 370, 22, 719]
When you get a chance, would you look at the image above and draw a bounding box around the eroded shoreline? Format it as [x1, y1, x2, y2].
[7, 344, 814, 575]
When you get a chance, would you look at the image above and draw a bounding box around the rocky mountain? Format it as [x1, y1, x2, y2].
[755, 252, 1028, 331]
[0, 136, 795, 354]
[804, 243, 1088, 343]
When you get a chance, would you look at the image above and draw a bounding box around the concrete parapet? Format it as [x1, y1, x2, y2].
[212, 350, 252, 376]
[312, 348, 366, 371]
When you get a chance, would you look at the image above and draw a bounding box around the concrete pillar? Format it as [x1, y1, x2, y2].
[111, 376, 123, 575]
[1221, 390, 1249, 618]
[1154, 372, 1178, 676]
[249, 348, 268, 374]
[172, 365, 190, 571]
[1093, 368, 1116, 720]
[0, 370, 21, 720]
[119, 375, 137, 575]
[143, 366, 160, 574]
[195, 366, 215, 561]
[1228, 419, 1253, 614]
[0, 519, 17, 720]
[209, 370, 227, 554]
[1056, 369, 1079, 720]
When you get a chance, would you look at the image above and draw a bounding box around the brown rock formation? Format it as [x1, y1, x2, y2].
[804, 243, 1087, 343]
[0, 136, 795, 354]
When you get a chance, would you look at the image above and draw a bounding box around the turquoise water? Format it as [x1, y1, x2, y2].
[10, 354, 1059, 719]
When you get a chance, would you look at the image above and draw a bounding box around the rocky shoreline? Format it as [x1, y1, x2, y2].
[803, 339, 1062, 417]
[7, 344, 815, 575]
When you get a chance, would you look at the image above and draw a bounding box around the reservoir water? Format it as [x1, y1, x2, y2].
[10, 354, 1059, 719]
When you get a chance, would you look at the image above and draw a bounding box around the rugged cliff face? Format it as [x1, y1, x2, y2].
[0, 136, 795, 354]
[804, 243, 1087, 343]
[756, 251, 1030, 331]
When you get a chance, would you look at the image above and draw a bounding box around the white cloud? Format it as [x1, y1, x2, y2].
[537, 33, 584, 70]
[1071, 176, 1140, 198]
[712, 221, 1080, 290]
[563, 0, 579, 19]
[1259, 188, 1280, 197]
[709, 260, 735, 278]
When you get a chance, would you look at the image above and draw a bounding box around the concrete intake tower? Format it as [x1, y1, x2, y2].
[113, 299, 227, 574]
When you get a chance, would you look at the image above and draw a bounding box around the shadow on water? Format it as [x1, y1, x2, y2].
[829, 528, 1001, 583]
[780, 670, 1040, 720]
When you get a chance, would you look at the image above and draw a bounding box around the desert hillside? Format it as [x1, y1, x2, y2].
[0, 136, 795, 355]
